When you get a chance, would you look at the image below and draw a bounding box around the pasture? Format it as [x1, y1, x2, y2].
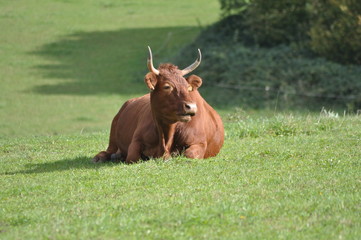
[0, 0, 219, 138]
[1, 0, 360, 239]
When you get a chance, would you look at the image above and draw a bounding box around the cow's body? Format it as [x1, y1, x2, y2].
[93, 48, 224, 163]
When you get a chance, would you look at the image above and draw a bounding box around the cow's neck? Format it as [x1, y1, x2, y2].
[155, 118, 177, 159]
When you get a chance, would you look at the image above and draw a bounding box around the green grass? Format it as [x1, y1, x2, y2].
[0, 0, 220, 138]
[1, 112, 360, 239]
[1, 0, 361, 239]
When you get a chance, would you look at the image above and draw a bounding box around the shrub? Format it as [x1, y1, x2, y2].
[243, 0, 309, 46]
[219, 0, 310, 46]
[218, 0, 361, 64]
[308, 0, 361, 64]
[173, 1, 361, 109]
[219, 0, 251, 16]
[174, 25, 361, 109]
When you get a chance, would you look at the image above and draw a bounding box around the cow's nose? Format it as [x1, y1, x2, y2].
[184, 102, 197, 115]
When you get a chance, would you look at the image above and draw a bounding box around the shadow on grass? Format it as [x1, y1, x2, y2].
[30, 25, 286, 110]
[3, 156, 117, 175]
[30, 26, 201, 96]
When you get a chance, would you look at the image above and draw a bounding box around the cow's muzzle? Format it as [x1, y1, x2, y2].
[184, 103, 197, 115]
[178, 102, 197, 122]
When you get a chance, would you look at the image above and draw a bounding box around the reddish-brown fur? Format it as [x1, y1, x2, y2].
[92, 63, 224, 164]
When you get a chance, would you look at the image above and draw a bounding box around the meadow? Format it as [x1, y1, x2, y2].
[0, 0, 219, 138]
[1, 0, 360, 239]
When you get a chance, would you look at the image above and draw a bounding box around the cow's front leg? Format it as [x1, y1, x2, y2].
[184, 143, 207, 159]
[125, 141, 142, 164]
[92, 151, 112, 163]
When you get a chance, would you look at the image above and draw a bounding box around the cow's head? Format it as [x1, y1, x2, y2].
[145, 47, 202, 124]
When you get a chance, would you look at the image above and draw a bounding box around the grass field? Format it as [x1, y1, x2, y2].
[0, 0, 219, 138]
[1, 113, 360, 239]
[1, 0, 360, 239]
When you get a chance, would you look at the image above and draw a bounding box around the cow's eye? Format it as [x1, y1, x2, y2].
[163, 84, 173, 91]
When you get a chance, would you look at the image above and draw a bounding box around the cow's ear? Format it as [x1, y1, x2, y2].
[186, 75, 202, 90]
[144, 72, 157, 91]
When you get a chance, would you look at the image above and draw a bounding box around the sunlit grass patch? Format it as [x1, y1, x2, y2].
[224, 108, 356, 139]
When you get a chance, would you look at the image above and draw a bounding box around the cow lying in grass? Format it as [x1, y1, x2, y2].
[93, 47, 224, 163]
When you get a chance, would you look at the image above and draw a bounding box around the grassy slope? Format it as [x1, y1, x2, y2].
[0, 0, 219, 138]
[1, 113, 360, 239]
[1, 0, 360, 239]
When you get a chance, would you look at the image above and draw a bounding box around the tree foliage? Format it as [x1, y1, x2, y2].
[173, 6, 361, 109]
[219, 0, 361, 64]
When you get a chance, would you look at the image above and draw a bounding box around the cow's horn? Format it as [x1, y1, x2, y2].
[181, 49, 202, 76]
[147, 46, 160, 75]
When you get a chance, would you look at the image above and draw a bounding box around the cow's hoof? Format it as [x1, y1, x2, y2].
[92, 156, 107, 163]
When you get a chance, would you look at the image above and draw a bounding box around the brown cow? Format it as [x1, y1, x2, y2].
[92, 47, 224, 163]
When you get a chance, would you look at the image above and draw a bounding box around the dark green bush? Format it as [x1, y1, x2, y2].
[218, 0, 361, 64]
[243, 0, 309, 46]
[174, 21, 361, 109]
[219, 0, 310, 46]
[309, 0, 361, 64]
[219, 0, 251, 15]
[172, 1, 361, 109]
